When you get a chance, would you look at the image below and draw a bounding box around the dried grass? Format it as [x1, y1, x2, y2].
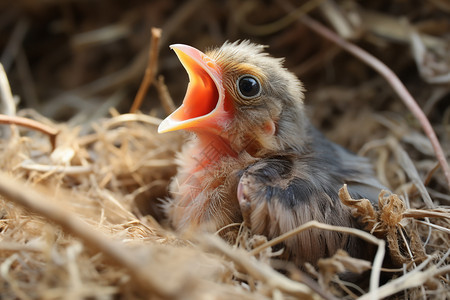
[0, 0, 449, 299]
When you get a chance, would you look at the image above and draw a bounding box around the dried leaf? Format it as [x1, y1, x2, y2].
[378, 191, 406, 228]
[339, 184, 378, 232]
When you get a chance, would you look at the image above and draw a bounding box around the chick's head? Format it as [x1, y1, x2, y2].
[159, 41, 307, 156]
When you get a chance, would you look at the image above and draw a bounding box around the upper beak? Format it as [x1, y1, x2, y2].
[158, 44, 230, 134]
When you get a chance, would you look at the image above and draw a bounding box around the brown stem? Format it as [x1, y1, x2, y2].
[130, 27, 162, 113]
[155, 75, 176, 115]
[0, 114, 59, 149]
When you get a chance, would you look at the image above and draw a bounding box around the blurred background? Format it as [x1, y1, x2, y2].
[1, 0, 449, 177]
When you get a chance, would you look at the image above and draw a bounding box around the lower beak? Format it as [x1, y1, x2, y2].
[158, 44, 230, 134]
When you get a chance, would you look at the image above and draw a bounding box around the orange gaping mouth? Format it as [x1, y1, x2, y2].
[158, 44, 229, 134]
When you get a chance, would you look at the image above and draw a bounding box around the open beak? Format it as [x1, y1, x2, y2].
[158, 44, 230, 134]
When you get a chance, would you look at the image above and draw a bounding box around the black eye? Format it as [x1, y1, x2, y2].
[237, 75, 261, 99]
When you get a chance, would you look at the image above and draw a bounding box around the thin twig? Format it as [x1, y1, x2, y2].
[103, 113, 162, 129]
[20, 160, 92, 175]
[249, 221, 381, 256]
[0, 64, 16, 116]
[436, 249, 450, 267]
[278, 0, 450, 191]
[415, 220, 450, 234]
[359, 257, 450, 300]
[0, 114, 59, 149]
[403, 209, 450, 219]
[387, 137, 434, 208]
[130, 27, 162, 113]
[423, 162, 441, 187]
[155, 75, 176, 115]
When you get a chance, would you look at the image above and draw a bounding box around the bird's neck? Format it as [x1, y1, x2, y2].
[275, 109, 311, 154]
[188, 131, 238, 173]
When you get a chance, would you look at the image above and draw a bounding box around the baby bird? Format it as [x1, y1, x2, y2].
[158, 41, 384, 266]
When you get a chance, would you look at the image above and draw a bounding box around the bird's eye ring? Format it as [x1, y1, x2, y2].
[237, 75, 261, 99]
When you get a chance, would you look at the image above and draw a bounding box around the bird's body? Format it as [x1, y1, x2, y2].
[159, 41, 384, 266]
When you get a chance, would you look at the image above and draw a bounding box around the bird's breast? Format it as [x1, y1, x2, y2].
[167, 132, 250, 231]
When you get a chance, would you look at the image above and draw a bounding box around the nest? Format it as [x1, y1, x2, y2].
[0, 0, 449, 299]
